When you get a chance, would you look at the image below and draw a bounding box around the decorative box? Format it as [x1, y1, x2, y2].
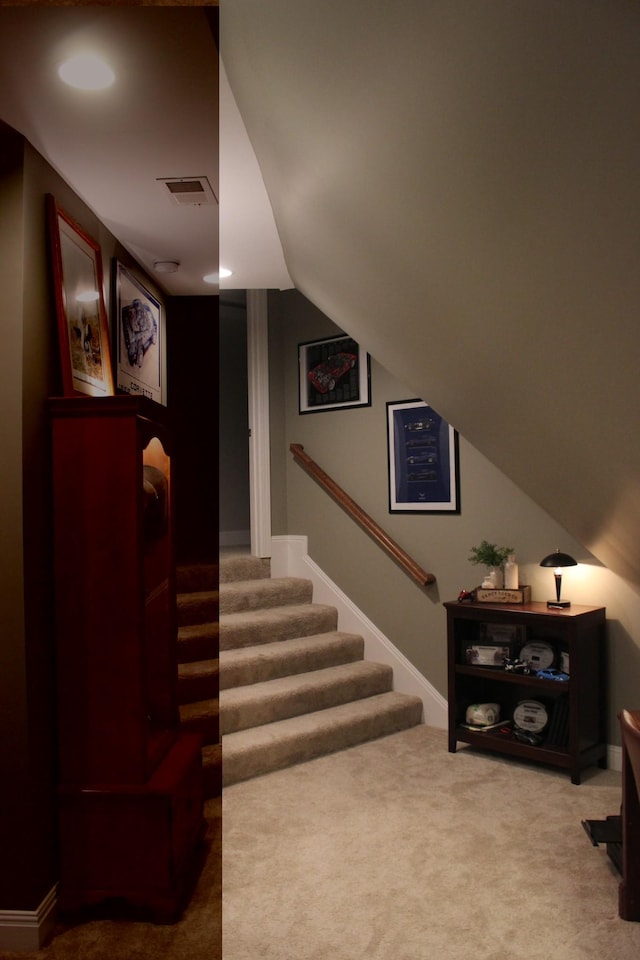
[475, 585, 532, 604]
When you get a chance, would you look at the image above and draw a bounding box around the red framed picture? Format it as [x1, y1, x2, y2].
[47, 194, 114, 397]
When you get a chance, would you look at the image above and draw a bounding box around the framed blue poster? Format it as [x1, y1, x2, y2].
[387, 399, 460, 513]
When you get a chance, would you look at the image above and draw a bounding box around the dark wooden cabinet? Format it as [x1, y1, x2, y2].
[444, 600, 607, 784]
[50, 396, 204, 920]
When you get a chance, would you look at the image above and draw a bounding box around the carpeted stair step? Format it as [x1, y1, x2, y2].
[179, 697, 220, 744]
[178, 620, 219, 664]
[219, 577, 313, 615]
[221, 661, 393, 734]
[202, 742, 222, 798]
[220, 631, 364, 690]
[222, 691, 424, 786]
[178, 659, 219, 705]
[220, 603, 337, 651]
[219, 555, 270, 583]
[178, 590, 219, 627]
[176, 562, 219, 594]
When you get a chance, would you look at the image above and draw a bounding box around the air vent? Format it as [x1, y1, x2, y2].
[157, 176, 217, 206]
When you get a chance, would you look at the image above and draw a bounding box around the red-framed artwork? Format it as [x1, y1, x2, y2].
[47, 194, 114, 397]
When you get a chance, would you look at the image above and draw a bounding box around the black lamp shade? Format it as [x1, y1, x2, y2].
[540, 550, 577, 607]
[540, 551, 577, 569]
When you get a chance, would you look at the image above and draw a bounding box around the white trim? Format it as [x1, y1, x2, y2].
[246, 290, 271, 559]
[0, 885, 57, 952]
[271, 535, 448, 729]
[608, 743, 622, 773]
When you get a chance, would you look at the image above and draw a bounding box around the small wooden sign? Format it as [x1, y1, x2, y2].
[475, 585, 532, 604]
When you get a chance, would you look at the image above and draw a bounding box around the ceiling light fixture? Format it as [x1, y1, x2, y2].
[153, 260, 180, 274]
[204, 268, 232, 284]
[76, 290, 100, 303]
[58, 54, 115, 91]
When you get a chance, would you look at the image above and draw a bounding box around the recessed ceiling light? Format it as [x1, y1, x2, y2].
[204, 267, 232, 284]
[58, 54, 115, 91]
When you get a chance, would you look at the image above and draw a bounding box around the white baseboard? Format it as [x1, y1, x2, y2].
[0, 885, 57, 952]
[270, 535, 448, 729]
[608, 743, 622, 773]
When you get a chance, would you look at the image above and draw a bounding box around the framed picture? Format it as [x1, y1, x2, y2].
[47, 194, 114, 397]
[387, 399, 460, 513]
[114, 260, 165, 405]
[298, 334, 371, 413]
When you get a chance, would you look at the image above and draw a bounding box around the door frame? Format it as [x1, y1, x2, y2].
[246, 289, 271, 557]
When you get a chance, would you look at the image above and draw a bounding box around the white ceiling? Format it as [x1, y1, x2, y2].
[0, 5, 292, 297]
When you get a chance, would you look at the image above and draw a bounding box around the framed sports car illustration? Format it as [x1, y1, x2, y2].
[298, 334, 371, 413]
[114, 260, 165, 405]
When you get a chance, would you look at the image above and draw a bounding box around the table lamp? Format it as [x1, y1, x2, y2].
[540, 550, 577, 608]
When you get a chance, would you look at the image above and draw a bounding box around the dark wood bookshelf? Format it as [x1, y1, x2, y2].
[444, 600, 607, 784]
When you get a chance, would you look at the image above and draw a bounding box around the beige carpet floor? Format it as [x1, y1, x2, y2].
[223, 724, 640, 960]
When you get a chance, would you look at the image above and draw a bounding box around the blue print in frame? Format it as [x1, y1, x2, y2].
[387, 399, 460, 513]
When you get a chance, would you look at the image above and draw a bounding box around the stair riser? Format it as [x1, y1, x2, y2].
[220, 607, 337, 651]
[219, 556, 270, 583]
[221, 667, 393, 735]
[202, 744, 222, 799]
[223, 697, 423, 786]
[219, 578, 313, 615]
[177, 564, 219, 594]
[178, 632, 219, 664]
[219, 635, 364, 690]
[178, 594, 219, 627]
[179, 712, 220, 745]
[178, 672, 219, 705]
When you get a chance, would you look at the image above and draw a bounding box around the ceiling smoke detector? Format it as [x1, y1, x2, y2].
[154, 260, 180, 274]
[157, 176, 217, 206]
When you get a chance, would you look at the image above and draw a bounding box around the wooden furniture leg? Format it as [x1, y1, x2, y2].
[619, 709, 640, 921]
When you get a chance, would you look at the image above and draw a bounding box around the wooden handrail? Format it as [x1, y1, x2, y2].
[289, 443, 436, 588]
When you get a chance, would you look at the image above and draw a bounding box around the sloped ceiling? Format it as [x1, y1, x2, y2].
[221, 0, 640, 587]
[0, 5, 218, 297]
[0, 5, 292, 297]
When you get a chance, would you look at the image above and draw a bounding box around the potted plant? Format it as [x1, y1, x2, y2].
[468, 540, 514, 589]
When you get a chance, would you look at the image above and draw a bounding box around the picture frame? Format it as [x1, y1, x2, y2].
[113, 260, 165, 405]
[479, 623, 526, 647]
[387, 399, 460, 513]
[47, 194, 114, 397]
[298, 334, 371, 414]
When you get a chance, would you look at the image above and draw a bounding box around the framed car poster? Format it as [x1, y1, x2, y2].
[114, 260, 165, 405]
[298, 334, 371, 413]
[387, 399, 460, 513]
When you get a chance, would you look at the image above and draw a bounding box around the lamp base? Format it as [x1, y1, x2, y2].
[547, 600, 571, 609]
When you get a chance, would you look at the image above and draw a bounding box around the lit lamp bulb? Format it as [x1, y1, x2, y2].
[539, 550, 577, 609]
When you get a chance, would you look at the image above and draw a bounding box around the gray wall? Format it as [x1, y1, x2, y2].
[270, 289, 640, 747]
[219, 293, 250, 541]
[224, 0, 640, 589]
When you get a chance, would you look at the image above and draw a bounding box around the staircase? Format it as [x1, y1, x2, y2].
[219, 554, 423, 786]
[176, 562, 221, 798]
